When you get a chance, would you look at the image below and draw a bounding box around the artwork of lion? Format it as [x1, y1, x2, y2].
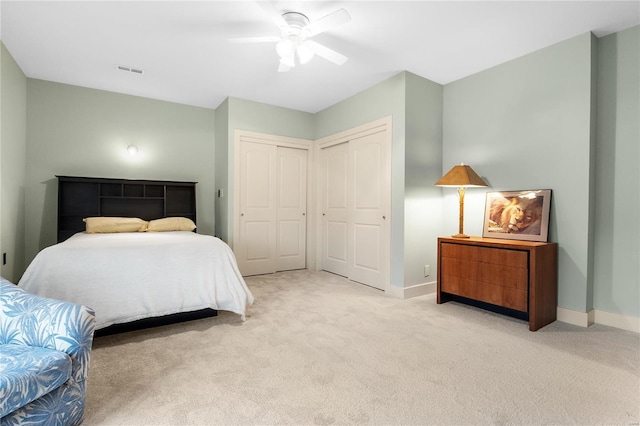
[487, 195, 543, 235]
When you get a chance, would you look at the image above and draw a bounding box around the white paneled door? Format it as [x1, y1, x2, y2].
[349, 130, 388, 289]
[320, 121, 390, 291]
[237, 141, 277, 276]
[276, 147, 307, 272]
[236, 137, 308, 276]
[321, 142, 349, 277]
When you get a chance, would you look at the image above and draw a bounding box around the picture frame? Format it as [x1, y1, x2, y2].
[482, 189, 552, 242]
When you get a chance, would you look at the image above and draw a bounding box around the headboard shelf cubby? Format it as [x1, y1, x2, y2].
[57, 176, 197, 242]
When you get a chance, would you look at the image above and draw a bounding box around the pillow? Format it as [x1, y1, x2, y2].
[84, 217, 148, 233]
[146, 217, 196, 232]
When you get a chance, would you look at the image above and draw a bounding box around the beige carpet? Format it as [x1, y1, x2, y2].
[84, 270, 640, 425]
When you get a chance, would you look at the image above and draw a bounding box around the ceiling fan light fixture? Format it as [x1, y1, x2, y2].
[279, 55, 296, 68]
[276, 38, 295, 59]
[296, 42, 314, 64]
[232, 6, 351, 72]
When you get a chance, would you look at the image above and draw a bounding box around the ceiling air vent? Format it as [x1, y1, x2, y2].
[116, 65, 144, 74]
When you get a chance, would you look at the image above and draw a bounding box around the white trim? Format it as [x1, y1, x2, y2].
[594, 309, 640, 333]
[386, 281, 436, 299]
[556, 307, 592, 328]
[556, 307, 639, 333]
[236, 129, 313, 150]
[316, 118, 390, 150]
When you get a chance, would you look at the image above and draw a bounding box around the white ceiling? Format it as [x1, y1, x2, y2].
[1, 1, 638, 113]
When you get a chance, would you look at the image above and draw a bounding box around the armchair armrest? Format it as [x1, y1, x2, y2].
[0, 278, 95, 383]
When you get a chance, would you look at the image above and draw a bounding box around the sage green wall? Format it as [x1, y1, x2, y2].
[24, 80, 216, 270]
[227, 97, 315, 140]
[214, 98, 229, 242]
[404, 72, 443, 287]
[315, 73, 405, 141]
[0, 43, 27, 283]
[219, 96, 315, 245]
[586, 34, 598, 313]
[443, 33, 595, 313]
[594, 25, 639, 317]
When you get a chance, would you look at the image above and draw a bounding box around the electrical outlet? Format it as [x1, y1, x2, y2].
[424, 264, 431, 277]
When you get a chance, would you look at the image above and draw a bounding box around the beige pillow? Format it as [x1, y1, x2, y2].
[84, 217, 149, 233]
[147, 217, 196, 232]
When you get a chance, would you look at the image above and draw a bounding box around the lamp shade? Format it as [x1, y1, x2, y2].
[435, 164, 488, 238]
[435, 164, 488, 187]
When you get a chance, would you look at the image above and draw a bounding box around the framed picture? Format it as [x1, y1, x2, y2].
[482, 189, 552, 242]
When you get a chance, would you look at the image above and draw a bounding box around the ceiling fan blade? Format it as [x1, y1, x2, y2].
[305, 8, 351, 36]
[228, 36, 281, 44]
[306, 40, 348, 66]
[257, 1, 288, 29]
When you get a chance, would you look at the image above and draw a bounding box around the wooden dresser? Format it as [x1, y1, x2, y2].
[437, 237, 557, 331]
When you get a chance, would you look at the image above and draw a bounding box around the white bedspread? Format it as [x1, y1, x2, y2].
[18, 231, 254, 330]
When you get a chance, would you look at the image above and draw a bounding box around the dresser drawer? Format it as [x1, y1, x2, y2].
[440, 242, 528, 268]
[440, 272, 528, 312]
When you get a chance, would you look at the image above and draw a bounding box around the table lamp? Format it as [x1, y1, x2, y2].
[435, 163, 488, 238]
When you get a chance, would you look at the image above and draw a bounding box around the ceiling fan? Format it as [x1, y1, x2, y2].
[229, 3, 351, 72]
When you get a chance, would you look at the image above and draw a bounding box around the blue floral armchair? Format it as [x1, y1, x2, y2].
[0, 277, 95, 425]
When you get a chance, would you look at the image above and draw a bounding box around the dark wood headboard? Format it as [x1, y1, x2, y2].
[57, 176, 197, 242]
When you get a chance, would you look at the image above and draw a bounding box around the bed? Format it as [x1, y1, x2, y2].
[18, 176, 254, 333]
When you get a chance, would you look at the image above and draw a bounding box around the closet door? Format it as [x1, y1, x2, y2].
[237, 141, 277, 276]
[276, 147, 307, 271]
[321, 142, 349, 277]
[235, 137, 309, 276]
[348, 130, 389, 289]
[319, 122, 390, 291]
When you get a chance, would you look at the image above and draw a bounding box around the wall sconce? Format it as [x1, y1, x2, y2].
[435, 163, 488, 238]
[127, 145, 138, 156]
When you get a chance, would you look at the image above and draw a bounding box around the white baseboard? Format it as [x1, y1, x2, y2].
[386, 281, 436, 299]
[593, 309, 640, 333]
[557, 307, 639, 333]
[386, 283, 639, 333]
[557, 307, 592, 328]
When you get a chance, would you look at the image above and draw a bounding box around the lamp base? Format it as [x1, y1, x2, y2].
[451, 233, 470, 239]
